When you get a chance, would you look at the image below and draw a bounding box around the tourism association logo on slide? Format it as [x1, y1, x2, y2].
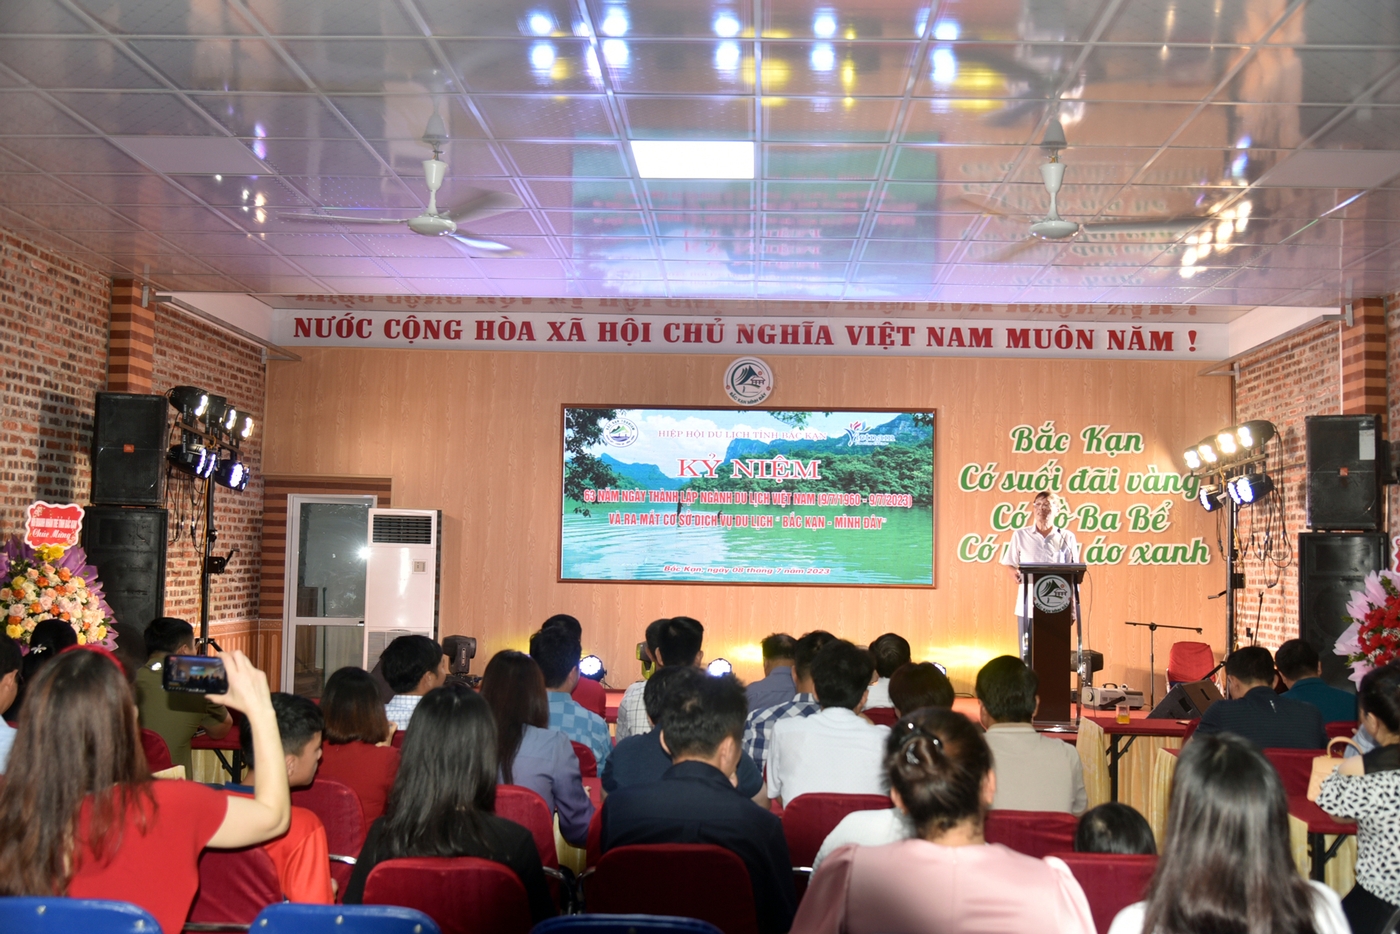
[724, 357, 774, 406]
[1033, 574, 1072, 614]
[601, 417, 639, 447]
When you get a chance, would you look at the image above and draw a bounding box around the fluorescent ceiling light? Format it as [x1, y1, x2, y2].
[630, 140, 754, 179]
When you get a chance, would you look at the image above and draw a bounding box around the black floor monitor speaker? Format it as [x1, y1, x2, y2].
[1300, 532, 1386, 692]
[1147, 679, 1224, 719]
[91, 392, 168, 506]
[81, 506, 167, 641]
[1306, 414, 1384, 531]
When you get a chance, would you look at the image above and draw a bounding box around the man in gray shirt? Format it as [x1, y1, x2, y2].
[976, 655, 1087, 815]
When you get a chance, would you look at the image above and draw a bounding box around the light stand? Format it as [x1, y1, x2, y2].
[1125, 620, 1203, 707]
[1225, 498, 1239, 653]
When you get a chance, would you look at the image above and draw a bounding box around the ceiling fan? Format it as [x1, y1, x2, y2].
[965, 118, 1209, 262]
[282, 119, 523, 255]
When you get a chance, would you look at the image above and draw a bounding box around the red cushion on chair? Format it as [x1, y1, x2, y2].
[495, 785, 561, 870]
[571, 741, 599, 778]
[984, 810, 1079, 859]
[585, 844, 759, 934]
[189, 846, 282, 924]
[139, 729, 173, 773]
[1264, 748, 1318, 798]
[1053, 852, 1157, 934]
[863, 707, 898, 727]
[1166, 642, 1215, 684]
[364, 856, 532, 934]
[390, 730, 406, 749]
[1326, 720, 1358, 739]
[780, 793, 893, 869]
[292, 777, 367, 899]
[585, 805, 605, 866]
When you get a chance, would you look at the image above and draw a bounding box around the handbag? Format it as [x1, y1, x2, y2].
[1307, 736, 1365, 801]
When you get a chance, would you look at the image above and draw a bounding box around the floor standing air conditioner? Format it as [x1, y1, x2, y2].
[363, 508, 441, 672]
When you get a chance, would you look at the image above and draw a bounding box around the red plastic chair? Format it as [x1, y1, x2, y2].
[1326, 720, 1359, 739]
[584, 844, 759, 934]
[1053, 852, 1158, 934]
[391, 730, 406, 749]
[1264, 747, 1332, 798]
[495, 785, 561, 871]
[139, 728, 173, 773]
[864, 707, 898, 727]
[189, 846, 282, 924]
[984, 810, 1080, 859]
[573, 677, 608, 719]
[585, 804, 605, 867]
[292, 777, 367, 900]
[363, 856, 532, 934]
[781, 793, 893, 870]
[572, 741, 599, 778]
[1166, 642, 1215, 685]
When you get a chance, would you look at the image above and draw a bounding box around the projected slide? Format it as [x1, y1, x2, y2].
[561, 407, 934, 585]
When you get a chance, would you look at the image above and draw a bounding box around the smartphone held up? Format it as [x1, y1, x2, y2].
[162, 654, 229, 695]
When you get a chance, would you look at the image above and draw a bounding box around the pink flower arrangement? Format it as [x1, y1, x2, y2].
[0, 536, 115, 649]
[1337, 569, 1400, 686]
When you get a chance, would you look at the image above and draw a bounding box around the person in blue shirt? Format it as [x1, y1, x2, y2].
[745, 633, 796, 713]
[531, 624, 612, 771]
[1277, 639, 1357, 724]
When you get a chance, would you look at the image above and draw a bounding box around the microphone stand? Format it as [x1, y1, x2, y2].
[1124, 620, 1204, 708]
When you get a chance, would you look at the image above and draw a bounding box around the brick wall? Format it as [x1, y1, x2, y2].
[150, 303, 265, 643]
[0, 230, 110, 535]
[1232, 320, 1343, 649]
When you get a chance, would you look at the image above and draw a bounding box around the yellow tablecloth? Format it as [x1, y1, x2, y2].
[1077, 718, 1182, 815]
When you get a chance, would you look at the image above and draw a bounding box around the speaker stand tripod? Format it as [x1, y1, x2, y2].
[1125, 620, 1203, 707]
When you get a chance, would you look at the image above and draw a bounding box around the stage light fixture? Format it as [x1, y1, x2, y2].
[637, 641, 655, 679]
[239, 416, 255, 440]
[168, 386, 209, 419]
[932, 661, 947, 676]
[1183, 448, 1202, 470]
[202, 394, 228, 431]
[707, 658, 733, 676]
[1227, 473, 1274, 505]
[1197, 484, 1224, 511]
[213, 457, 250, 491]
[222, 406, 239, 432]
[579, 654, 606, 681]
[1216, 431, 1237, 456]
[1197, 442, 1218, 464]
[168, 443, 216, 479]
[1236, 419, 1276, 450]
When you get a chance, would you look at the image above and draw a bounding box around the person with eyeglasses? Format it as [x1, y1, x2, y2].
[791, 707, 1094, 934]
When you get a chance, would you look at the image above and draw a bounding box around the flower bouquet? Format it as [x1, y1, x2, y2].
[1337, 569, 1400, 686]
[0, 536, 115, 649]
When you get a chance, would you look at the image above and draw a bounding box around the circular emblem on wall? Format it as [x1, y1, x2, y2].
[1033, 574, 1072, 614]
[724, 357, 774, 406]
[601, 417, 639, 447]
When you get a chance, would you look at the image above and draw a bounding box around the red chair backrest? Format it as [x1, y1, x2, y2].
[292, 777, 368, 895]
[864, 707, 899, 727]
[572, 741, 599, 778]
[495, 784, 561, 870]
[1326, 720, 1359, 739]
[189, 846, 282, 923]
[1166, 641, 1215, 684]
[573, 677, 608, 718]
[1264, 748, 1318, 797]
[1053, 852, 1158, 934]
[780, 793, 893, 868]
[586, 844, 759, 934]
[984, 810, 1080, 859]
[364, 856, 532, 934]
[391, 730, 406, 749]
[586, 803, 605, 866]
[139, 729, 173, 773]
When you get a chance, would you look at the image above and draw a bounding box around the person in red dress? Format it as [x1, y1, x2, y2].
[319, 666, 401, 823]
[0, 647, 290, 934]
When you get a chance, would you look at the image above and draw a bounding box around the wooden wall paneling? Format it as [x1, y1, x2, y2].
[264, 349, 1230, 696]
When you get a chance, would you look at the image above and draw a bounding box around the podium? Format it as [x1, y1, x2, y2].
[1017, 563, 1087, 724]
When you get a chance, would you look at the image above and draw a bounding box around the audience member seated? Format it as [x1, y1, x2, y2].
[1194, 646, 1327, 750]
[481, 649, 593, 847]
[9, 618, 75, 716]
[744, 630, 836, 771]
[531, 625, 612, 771]
[1074, 803, 1156, 855]
[1107, 732, 1346, 934]
[0, 648, 290, 934]
[380, 635, 448, 731]
[1315, 663, 1400, 934]
[601, 668, 797, 934]
[1277, 638, 1357, 724]
[792, 707, 1095, 934]
[615, 616, 706, 740]
[865, 633, 911, 709]
[0, 635, 20, 770]
[768, 640, 890, 805]
[318, 666, 401, 823]
[225, 693, 334, 904]
[134, 617, 233, 776]
[343, 683, 554, 922]
[602, 664, 767, 803]
[538, 614, 607, 718]
[747, 633, 797, 713]
[888, 662, 954, 717]
[976, 655, 1087, 814]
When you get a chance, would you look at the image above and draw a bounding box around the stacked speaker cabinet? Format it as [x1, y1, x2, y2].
[1299, 532, 1386, 692]
[1305, 414, 1383, 531]
[81, 506, 167, 641]
[91, 392, 168, 506]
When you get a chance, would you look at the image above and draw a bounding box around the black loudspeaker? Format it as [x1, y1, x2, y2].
[1147, 679, 1224, 719]
[91, 392, 168, 506]
[1299, 532, 1387, 692]
[1306, 414, 1384, 531]
[81, 506, 167, 641]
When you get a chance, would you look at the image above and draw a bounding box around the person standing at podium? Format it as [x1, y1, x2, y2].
[1000, 491, 1080, 663]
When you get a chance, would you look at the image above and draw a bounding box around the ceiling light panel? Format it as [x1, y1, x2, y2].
[631, 140, 754, 179]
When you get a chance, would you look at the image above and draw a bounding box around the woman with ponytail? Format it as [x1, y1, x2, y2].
[791, 706, 1094, 934]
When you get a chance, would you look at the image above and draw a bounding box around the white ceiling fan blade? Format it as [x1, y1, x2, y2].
[446, 191, 524, 223]
[984, 238, 1045, 263]
[959, 194, 1025, 218]
[280, 213, 409, 225]
[449, 233, 520, 255]
[1080, 217, 1203, 234]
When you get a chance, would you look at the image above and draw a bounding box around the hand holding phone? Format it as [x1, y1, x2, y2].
[162, 655, 230, 695]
